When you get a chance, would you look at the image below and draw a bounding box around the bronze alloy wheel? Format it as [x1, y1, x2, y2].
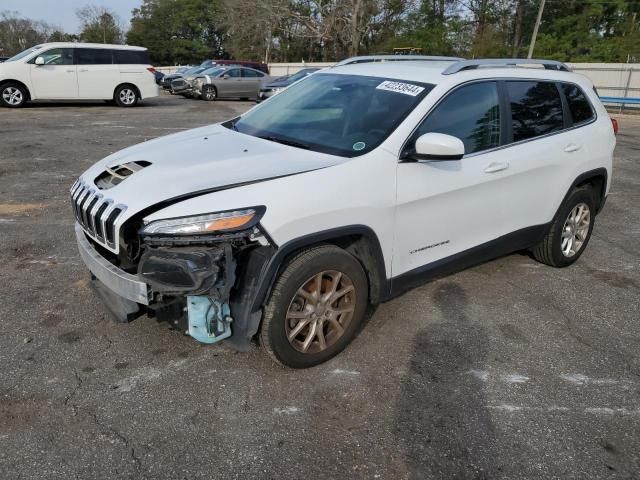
[285, 270, 356, 354]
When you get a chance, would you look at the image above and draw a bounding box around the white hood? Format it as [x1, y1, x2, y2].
[79, 123, 343, 218]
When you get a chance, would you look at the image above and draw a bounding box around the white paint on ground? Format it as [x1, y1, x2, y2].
[0, 219, 16, 223]
[331, 369, 360, 376]
[502, 374, 530, 384]
[559, 373, 621, 385]
[115, 367, 162, 392]
[466, 369, 490, 381]
[274, 406, 300, 415]
[488, 404, 639, 416]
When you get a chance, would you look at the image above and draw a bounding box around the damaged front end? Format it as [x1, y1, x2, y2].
[78, 205, 274, 349]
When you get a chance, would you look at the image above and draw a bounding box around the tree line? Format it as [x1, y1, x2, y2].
[2, 0, 639, 64]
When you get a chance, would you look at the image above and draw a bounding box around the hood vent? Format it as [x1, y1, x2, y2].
[95, 161, 151, 190]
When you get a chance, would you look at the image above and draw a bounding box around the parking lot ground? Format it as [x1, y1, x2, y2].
[1, 94, 639, 479]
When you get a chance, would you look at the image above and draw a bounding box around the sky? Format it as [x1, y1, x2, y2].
[1, 0, 142, 33]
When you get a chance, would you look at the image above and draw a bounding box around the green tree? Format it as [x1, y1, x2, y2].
[127, 0, 226, 65]
[77, 5, 124, 44]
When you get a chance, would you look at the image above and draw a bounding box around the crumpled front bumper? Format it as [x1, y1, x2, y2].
[75, 223, 149, 305]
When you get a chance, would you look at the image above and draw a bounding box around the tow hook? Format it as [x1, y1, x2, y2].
[186, 296, 232, 344]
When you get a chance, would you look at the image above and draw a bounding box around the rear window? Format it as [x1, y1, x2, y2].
[76, 48, 113, 65]
[507, 81, 564, 142]
[113, 50, 150, 65]
[561, 84, 594, 125]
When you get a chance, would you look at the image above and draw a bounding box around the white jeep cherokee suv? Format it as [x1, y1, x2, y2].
[71, 58, 615, 368]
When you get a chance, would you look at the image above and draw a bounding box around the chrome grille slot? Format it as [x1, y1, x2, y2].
[70, 180, 127, 251]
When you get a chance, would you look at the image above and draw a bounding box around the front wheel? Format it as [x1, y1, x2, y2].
[532, 185, 596, 267]
[114, 85, 138, 107]
[260, 245, 368, 368]
[1, 83, 27, 108]
[202, 85, 217, 101]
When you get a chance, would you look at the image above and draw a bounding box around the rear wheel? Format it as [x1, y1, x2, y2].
[1, 83, 27, 108]
[260, 245, 368, 368]
[202, 85, 217, 101]
[114, 85, 138, 107]
[532, 185, 596, 267]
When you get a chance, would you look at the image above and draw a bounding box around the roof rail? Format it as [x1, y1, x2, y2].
[442, 58, 571, 75]
[336, 55, 463, 67]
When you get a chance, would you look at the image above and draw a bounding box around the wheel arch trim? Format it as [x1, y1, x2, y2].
[0, 79, 31, 101]
[250, 225, 389, 312]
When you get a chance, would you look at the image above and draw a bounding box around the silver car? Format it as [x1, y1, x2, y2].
[192, 66, 272, 101]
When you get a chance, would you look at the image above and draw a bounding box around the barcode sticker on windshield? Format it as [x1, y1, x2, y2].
[376, 81, 425, 96]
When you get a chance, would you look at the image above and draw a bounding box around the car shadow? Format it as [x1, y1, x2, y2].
[393, 282, 500, 479]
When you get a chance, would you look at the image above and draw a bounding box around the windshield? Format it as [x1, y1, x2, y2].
[5, 45, 42, 63]
[201, 67, 225, 76]
[185, 66, 206, 75]
[286, 70, 315, 83]
[233, 73, 433, 157]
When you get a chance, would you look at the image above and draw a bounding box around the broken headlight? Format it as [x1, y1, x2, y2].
[141, 208, 263, 236]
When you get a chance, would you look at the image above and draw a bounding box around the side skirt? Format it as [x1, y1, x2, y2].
[386, 223, 550, 300]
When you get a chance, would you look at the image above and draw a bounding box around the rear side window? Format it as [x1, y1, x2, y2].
[507, 81, 564, 142]
[561, 84, 594, 125]
[242, 69, 263, 78]
[415, 81, 501, 155]
[113, 50, 150, 65]
[76, 48, 113, 65]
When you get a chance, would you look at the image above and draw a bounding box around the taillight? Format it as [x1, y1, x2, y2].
[147, 67, 157, 74]
[611, 118, 619, 135]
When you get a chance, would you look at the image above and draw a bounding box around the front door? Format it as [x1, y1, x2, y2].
[29, 48, 77, 99]
[393, 81, 510, 277]
[217, 68, 243, 97]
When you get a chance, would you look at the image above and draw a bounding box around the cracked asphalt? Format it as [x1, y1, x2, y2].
[1, 94, 639, 479]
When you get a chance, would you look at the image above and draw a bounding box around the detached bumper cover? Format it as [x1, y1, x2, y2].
[75, 223, 150, 305]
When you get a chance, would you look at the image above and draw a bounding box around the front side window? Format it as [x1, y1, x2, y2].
[234, 73, 433, 157]
[507, 81, 564, 142]
[562, 84, 594, 125]
[226, 69, 242, 78]
[413, 81, 501, 155]
[29, 48, 74, 65]
[76, 48, 113, 65]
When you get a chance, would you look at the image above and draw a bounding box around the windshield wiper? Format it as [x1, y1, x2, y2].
[258, 135, 310, 150]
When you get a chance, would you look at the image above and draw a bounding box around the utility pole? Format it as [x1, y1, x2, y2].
[527, 0, 546, 59]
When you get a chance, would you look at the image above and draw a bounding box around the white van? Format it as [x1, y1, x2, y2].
[0, 42, 159, 108]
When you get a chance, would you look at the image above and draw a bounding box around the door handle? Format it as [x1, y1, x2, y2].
[79, 69, 89, 72]
[564, 144, 581, 153]
[484, 161, 509, 173]
[66, 69, 75, 73]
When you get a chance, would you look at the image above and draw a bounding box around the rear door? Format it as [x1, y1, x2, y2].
[76, 48, 119, 99]
[240, 68, 264, 98]
[29, 48, 77, 99]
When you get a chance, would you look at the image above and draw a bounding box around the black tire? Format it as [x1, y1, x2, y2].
[260, 245, 368, 368]
[532, 185, 597, 267]
[1, 82, 28, 108]
[202, 85, 217, 101]
[114, 84, 139, 107]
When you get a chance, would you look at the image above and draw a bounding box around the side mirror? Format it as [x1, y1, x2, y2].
[34, 56, 45, 66]
[222, 74, 229, 79]
[409, 132, 465, 161]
